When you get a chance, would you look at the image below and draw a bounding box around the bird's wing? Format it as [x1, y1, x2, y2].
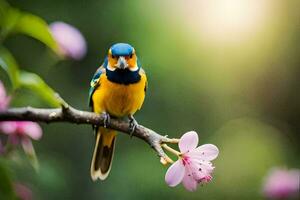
[139, 68, 147, 92]
[89, 66, 106, 109]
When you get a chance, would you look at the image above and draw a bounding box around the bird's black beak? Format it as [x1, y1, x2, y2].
[117, 56, 128, 69]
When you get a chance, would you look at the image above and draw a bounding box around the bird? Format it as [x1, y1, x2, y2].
[88, 43, 147, 181]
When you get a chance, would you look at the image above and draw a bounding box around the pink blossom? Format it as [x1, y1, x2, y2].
[0, 121, 42, 155]
[0, 81, 10, 111]
[165, 131, 219, 191]
[0, 121, 42, 141]
[263, 168, 300, 199]
[14, 183, 33, 200]
[0, 81, 42, 156]
[50, 21, 87, 60]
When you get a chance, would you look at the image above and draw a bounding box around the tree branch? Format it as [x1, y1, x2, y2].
[0, 104, 179, 164]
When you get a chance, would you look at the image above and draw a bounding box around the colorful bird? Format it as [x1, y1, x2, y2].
[89, 43, 147, 180]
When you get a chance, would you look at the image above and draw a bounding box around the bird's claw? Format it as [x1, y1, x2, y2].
[128, 115, 138, 137]
[101, 112, 110, 128]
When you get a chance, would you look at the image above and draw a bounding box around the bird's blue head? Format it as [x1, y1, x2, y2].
[105, 43, 140, 72]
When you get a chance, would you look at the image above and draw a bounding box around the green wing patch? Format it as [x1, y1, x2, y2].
[89, 66, 105, 108]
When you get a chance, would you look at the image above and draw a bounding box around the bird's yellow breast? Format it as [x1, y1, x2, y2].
[92, 73, 146, 117]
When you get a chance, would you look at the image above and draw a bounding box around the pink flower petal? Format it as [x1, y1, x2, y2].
[263, 168, 300, 199]
[50, 22, 87, 60]
[185, 158, 211, 179]
[179, 131, 199, 153]
[0, 96, 10, 111]
[19, 122, 42, 140]
[165, 160, 185, 187]
[14, 183, 33, 200]
[0, 121, 18, 134]
[0, 81, 7, 100]
[0, 81, 10, 111]
[190, 144, 219, 161]
[182, 173, 198, 191]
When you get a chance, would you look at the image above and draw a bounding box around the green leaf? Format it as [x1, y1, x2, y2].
[0, 47, 61, 107]
[0, 3, 60, 54]
[19, 71, 60, 107]
[0, 46, 20, 89]
[0, 159, 17, 199]
[0, 7, 21, 40]
[0, 0, 10, 26]
[13, 12, 60, 54]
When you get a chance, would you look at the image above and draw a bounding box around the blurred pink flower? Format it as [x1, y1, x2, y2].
[0, 81, 10, 111]
[50, 21, 87, 60]
[0, 80, 42, 159]
[14, 183, 33, 200]
[0, 121, 42, 141]
[165, 131, 219, 191]
[0, 121, 42, 155]
[263, 168, 300, 199]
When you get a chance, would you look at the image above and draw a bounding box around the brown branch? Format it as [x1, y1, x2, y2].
[0, 104, 179, 164]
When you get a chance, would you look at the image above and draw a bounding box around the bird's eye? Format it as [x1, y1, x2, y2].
[111, 55, 115, 59]
[129, 54, 133, 59]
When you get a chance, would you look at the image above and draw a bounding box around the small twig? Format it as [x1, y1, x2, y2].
[162, 144, 181, 156]
[0, 103, 179, 164]
[54, 93, 69, 110]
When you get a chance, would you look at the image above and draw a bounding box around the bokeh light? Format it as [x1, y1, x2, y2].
[181, 0, 274, 43]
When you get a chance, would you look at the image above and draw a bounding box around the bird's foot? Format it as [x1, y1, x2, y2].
[101, 112, 110, 128]
[128, 115, 138, 137]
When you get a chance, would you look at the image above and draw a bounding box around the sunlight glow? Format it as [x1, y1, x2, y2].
[183, 0, 272, 43]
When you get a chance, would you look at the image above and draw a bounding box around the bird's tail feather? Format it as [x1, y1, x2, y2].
[90, 127, 116, 181]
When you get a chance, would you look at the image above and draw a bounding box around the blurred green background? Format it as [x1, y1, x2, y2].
[1, 0, 300, 199]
